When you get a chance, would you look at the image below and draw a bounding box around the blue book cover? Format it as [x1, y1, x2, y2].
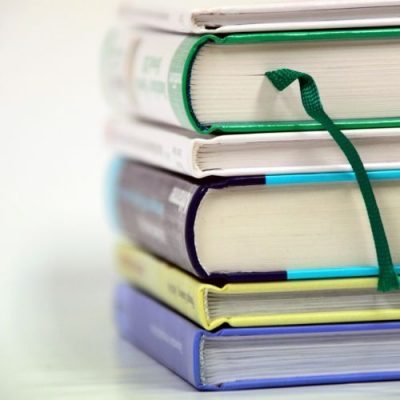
[116, 284, 400, 391]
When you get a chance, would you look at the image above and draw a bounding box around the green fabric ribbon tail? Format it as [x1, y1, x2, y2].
[265, 68, 399, 292]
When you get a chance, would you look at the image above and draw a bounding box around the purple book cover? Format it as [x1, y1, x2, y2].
[116, 284, 400, 391]
[107, 159, 400, 283]
[108, 159, 286, 282]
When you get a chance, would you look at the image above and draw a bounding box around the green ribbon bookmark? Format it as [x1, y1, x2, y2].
[265, 68, 399, 292]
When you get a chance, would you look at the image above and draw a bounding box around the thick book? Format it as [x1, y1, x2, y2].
[119, 0, 400, 34]
[116, 284, 400, 391]
[101, 27, 400, 133]
[107, 118, 400, 178]
[108, 159, 400, 280]
[117, 242, 400, 330]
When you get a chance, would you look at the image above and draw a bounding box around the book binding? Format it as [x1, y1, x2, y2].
[117, 284, 400, 391]
[102, 27, 400, 133]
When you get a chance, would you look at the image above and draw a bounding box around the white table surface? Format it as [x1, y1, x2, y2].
[1, 1, 399, 398]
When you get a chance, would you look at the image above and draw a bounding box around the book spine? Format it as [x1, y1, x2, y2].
[100, 28, 139, 114]
[106, 119, 201, 178]
[101, 28, 197, 129]
[117, 242, 211, 329]
[116, 284, 202, 388]
[119, 2, 199, 33]
[109, 160, 202, 276]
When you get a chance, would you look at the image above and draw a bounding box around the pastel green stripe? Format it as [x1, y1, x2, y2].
[266, 68, 399, 293]
[192, 28, 400, 49]
[217, 27, 400, 45]
[168, 36, 199, 130]
[202, 118, 400, 134]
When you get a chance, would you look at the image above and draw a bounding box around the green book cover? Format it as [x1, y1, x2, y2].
[103, 27, 400, 134]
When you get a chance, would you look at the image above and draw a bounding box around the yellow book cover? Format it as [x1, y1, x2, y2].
[117, 242, 400, 331]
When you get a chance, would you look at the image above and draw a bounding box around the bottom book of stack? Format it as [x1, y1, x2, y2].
[116, 284, 400, 391]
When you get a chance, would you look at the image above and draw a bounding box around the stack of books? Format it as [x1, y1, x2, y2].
[103, 0, 400, 391]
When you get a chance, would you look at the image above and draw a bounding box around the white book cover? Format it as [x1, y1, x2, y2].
[106, 118, 400, 178]
[119, 0, 400, 34]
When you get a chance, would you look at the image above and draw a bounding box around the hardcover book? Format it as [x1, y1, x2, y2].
[101, 27, 400, 133]
[117, 242, 400, 330]
[108, 159, 400, 280]
[119, 0, 400, 34]
[116, 284, 400, 391]
[107, 118, 400, 178]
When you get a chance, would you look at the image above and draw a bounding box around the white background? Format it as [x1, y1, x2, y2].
[0, 1, 116, 279]
[0, 1, 119, 396]
[1, 1, 399, 398]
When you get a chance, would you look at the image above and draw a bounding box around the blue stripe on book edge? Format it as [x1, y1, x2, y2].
[287, 266, 400, 280]
[207, 371, 400, 391]
[265, 169, 400, 186]
[105, 158, 124, 230]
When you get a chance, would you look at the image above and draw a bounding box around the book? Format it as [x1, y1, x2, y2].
[107, 118, 400, 178]
[108, 159, 400, 280]
[101, 27, 400, 133]
[119, 0, 400, 34]
[117, 242, 400, 330]
[116, 284, 400, 391]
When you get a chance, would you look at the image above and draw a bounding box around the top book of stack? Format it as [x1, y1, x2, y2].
[119, 0, 400, 34]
